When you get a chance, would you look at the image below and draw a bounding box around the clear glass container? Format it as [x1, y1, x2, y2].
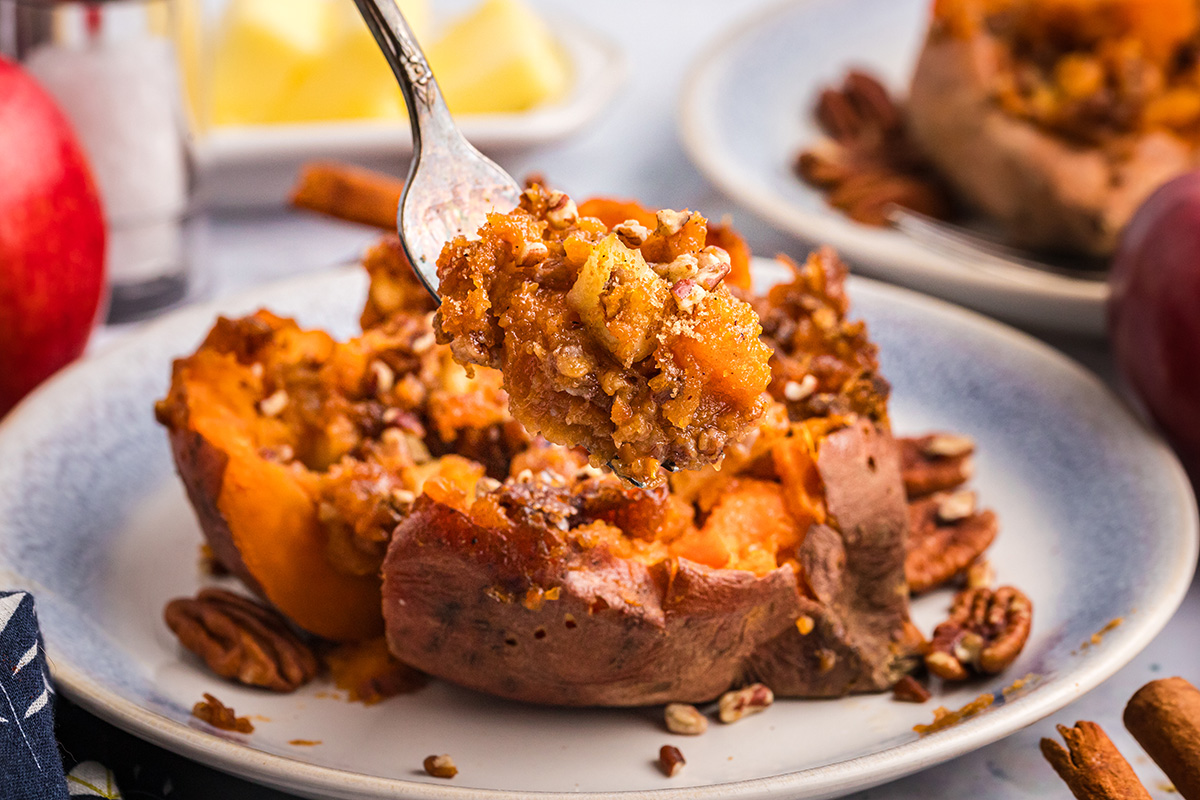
[0, 0, 199, 321]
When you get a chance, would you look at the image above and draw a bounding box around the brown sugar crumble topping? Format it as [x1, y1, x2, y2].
[323, 636, 427, 704]
[434, 184, 773, 488]
[914, 692, 995, 735]
[192, 693, 254, 734]
[934, 0, 1200, 146]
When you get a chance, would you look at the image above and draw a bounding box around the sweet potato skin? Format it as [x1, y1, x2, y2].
[381, 496, 803, 706]
[742, 420, 914, 696]
[908, 30, 1192, 257]
[168, 424, 263, 599]
[381, 420, 914, 705]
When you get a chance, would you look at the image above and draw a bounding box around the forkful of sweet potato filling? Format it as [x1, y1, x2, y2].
[434, 184, 773, 488]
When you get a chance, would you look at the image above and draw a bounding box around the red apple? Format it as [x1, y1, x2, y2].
[0, 56, 106, 416]
[1108, 171, 1200, 478]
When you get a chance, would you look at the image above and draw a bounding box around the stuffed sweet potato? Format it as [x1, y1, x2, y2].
[381, 248, 917, 705]
[155, 242, 524, 640]
[161, 215, 926, 706]
[908, 0, 1200, 257]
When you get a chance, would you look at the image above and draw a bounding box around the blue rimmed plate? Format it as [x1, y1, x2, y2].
[0, 259, 1192, 798]
[679, 0, 1110, 336]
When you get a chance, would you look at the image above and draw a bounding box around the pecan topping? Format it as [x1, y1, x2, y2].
[965, 558, 994, 590]
[258, 389, 289, 417]
[192, 693, 253, 733]
[906, 491, 998, 594]
[799, 70, 955, 227]
[898, 433, 975, 499]
[664, 703, 708, 735]
[423, 754, 458, 779]
[926, 586, 1033, 681]
[545, 191, 578, 229]
[892, 675, 932, 703]
[718, 683, 774, 723]
[659, 745, 686, 777]
[827, 169, 953, 227]
[165, 589, 318, 692]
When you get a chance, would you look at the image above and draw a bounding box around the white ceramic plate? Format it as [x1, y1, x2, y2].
[678, 0, 1110, 336]
[194, 16, 627, 209]
[0, 260, 1194, 799]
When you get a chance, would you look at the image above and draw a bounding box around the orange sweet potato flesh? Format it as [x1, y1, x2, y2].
[156, 303, 520, 642]
[161, 346, 383, 642]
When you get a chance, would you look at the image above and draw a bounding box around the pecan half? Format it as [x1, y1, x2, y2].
[906, 491, 998, 594]
[815, 72, 902, 144]
[816, 87, 864, 143]
[926, 586, 1033, 681]
[165, 589, 318, 692]
[898, 433, 975, 499]
[828, 169, 952, 227]
[843, 71, 903, 138]
[800, 70, 957, 228]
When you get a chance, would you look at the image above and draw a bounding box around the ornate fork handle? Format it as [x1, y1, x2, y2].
[351, 0, 523, 298]
[352, 0, 460, 173]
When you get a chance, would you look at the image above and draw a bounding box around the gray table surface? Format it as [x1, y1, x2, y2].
[75, 1, 1194, 797]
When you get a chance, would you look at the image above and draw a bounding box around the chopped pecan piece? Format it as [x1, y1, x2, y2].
[892, 675, 932, 703]
[424, 754, 458, 779]
[926, 586, 1033, 681]
[165, 589, 319, 692]
[659, 745, 686, 777]
[664, 703, 708, 735]
[718, 683, 774, 723]
[906, 491, 998, 593]
[192, 693, 254, 733]
[898, 433, 975, 498]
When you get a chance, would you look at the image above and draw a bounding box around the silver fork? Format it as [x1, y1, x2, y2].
[352, 0, 523, 298]
[888, 207, 1108, 283]
[353, 0, 657, 487]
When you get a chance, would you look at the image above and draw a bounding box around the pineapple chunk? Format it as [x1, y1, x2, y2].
[567, 235, 668, 368]
[427, 0, 570, 115]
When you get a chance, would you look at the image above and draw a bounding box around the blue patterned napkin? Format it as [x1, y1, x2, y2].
[1, 591, 123, 800]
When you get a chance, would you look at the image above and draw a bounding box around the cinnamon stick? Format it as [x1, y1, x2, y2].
[290, 161, 403, 230]
[1040, 721, 1151, 799]
[1125, 676, 1200, 799]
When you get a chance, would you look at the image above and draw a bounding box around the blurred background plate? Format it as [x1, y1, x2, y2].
[195, 15, 626, 209]
[0, 260, 1192, 798]
[678, 0, 1109, 336]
